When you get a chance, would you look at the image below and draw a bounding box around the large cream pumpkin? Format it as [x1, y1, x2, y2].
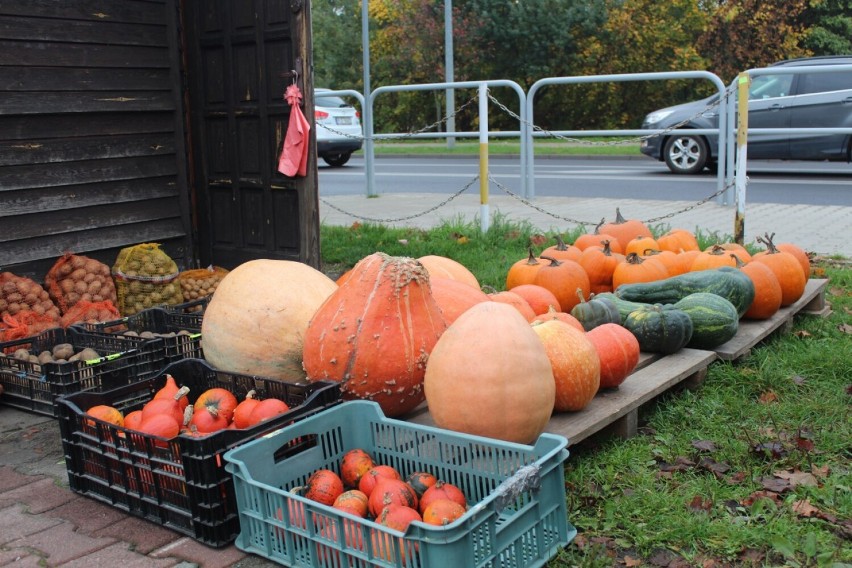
[201, 259, 337, 381]
[424, 302, 555, 444]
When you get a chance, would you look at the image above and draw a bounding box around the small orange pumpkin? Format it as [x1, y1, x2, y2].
[333, 489, 369, 518]
[422, 499, 467, 526]
[574, 218, 624, 253]
[418, 480, 467, 514]
[657, 228, 700, 253]
[691, 244, 738, 271]
[505, 248, 543, 289]
[599, 208, 653, 251]
[586, 323, 640, 389]
[531, 305, 585, 332]
[775, 242, 810, 280]
[368, 477, 419, 518]
[509, 283, 562, 315]
[624, 235, 660, 257]
[611, 253, 668, 290]
[488, 290, 537, 322]
[358, 465, 401, 498]
[304, 469, 345, 507]
[340, 448, 375, 489]
[417, 255, 479, 289]
[579, 240, 624, 295]
[753, 233, 806, 306]
[541, 234, 582, 262]
[731, 254, 782, 320]
[532, 256, 591, 313]
[86, 405, 124, 427]
[245, 398, 290, 427]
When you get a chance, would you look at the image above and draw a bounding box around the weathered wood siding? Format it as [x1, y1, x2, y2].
[0, 0, 193, 281]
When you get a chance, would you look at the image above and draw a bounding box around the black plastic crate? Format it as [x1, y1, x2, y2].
[162, 296, 209, 327]
[76, 307, 202, 364]
[0, 327, 164, 416]
[56, 358, 341, 548]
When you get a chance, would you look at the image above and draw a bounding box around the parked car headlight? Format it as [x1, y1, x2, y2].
[644, 109, 675, 125]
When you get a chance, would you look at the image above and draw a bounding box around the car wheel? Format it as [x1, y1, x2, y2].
[663, 135, 708, 175]
[323, 153, 351, 167]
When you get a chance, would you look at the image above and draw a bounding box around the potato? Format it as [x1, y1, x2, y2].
[38, 351, 54, 365]
[76, 348, 102, 362]
[52, 343, 75, 360]
[13, 348, 31, 361]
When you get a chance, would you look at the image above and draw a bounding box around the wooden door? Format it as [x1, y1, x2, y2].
[182, 0, 320, 270]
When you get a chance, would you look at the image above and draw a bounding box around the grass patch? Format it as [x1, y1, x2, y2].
[319, 218, 852, 567]
[369, 138, 640, 157]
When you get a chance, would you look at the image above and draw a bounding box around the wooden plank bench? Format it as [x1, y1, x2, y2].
[405, 348, 717, 447]
[713, 278, 828, 361]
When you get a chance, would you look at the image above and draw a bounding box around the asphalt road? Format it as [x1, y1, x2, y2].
[318, 156, 852, 206]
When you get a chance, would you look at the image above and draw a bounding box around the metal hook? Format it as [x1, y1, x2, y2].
[290, 69, 298, 86]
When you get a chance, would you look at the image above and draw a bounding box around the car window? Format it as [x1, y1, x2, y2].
[315, 94, 350, 108]
[797, 71, 852, 95]
[749, 74, 794, 99]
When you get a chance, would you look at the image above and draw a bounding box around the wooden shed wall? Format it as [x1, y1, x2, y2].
[0, 0, 193, 282]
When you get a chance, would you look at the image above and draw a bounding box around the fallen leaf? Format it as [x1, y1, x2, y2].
[811, 464, 830, 478]
[774, 470, 818, 488]
[760, 476, 791, 493]
[529, 234, 547, 246]
[699, 458, 731, 478]
[726, 471, 747, 485]
[738, 548, 765, 564]
[792, 499, 819, 517]
[758, 390, 779, 403]
[752, 441, 787, 460]
[795, 436, 815, 452]
[350, 222, 362, 230]
[838, 323, 852, 334]
[688, 495, 713, 513]
[624, 556, 643, 567]
[456, 236, 469, 244]
[794, 329, 812, 338]
[649, 549, 678, 566]
[691, 440, 717, 452]
[847, 384, 852, 396]
[658, 456, 695, 472]
[742, 490, 781, 506]
[790, 375, 806, 385]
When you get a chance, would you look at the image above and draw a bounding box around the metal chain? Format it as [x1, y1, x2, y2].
[319, 176, 477, 224]
[487, 84, 736, 147]
[490, 174, 740, 226]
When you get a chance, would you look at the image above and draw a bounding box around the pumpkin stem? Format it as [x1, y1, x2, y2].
[708, 244, 727, 255]
[601, 240, 614, 255]
[614, 208, 627, 224]
[576, 287, 586, 303]
[183, 405, 193, 427]
[643, 248, 662, 256]
[757, 232, 779, 254]
[481, 284, 498, 294]
[592, 217, 606, 235]
[552, 234, 570, 251]
[245, 389, 257, 401]
[175, 386, 190, 401]
[625, 252, 645, 264]
[523, 247, 540, 266]
[730, 253, 747, 268]
[539, 255, 562, 267]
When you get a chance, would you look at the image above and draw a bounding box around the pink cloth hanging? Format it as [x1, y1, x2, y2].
[277, 83, 311, 177]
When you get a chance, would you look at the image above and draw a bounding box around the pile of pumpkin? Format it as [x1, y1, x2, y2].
[84, 374, 291, 439]
[194, 210, 811, 447]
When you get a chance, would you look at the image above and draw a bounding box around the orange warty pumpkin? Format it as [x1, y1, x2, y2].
[417, 255, 480, 289]
[340, 448, 375, 489]
[422, 499, 466, 526]
[429, 277, 491, 325]
[304, 469, 345, 506]
[333, 489, 369, 518]
[585, 323, 640, 389]
[358, 465, 402, 498]
[201, 259, 338, 380]
[367, 477, 419, 518]
[599, 208, 653, 251]
[303, 253, 448, 417]
[418, 480, 467, 514]
[531, 320, 601, 412]
[424, 302, 555, 444]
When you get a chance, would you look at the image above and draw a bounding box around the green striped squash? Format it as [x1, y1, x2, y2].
[673, 292, 739, 349]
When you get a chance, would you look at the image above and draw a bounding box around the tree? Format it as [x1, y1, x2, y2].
[799, 0, 852, 55]
[311, 0, 363, 90]
[697, 0, 810, 82]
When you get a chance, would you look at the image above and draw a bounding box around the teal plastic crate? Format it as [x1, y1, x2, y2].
[224, 401, 574, 568]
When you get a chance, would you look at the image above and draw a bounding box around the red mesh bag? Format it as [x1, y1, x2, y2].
[1, 311, 59, 345]
[59, 300, 121, 328]
[0, 272, 61, 324]
[45, 252, 118, 314]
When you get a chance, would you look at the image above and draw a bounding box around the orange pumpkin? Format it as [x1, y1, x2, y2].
[153, 374, 188, 411]
[753, 233, 806, 306]
[194, 387, 238, 424]
[372, 504, 422, 562]
[201, 259, 338, 381]
[579, 240, 624, 295]
[333, 489, 369, 518]
[429, 277, 490, 325]
[657, 228, 700, 253]
[422, 499, 467, 526]
[532, 256, 591, 313]
[599, 208, 653, 251]
[187, 406, 229, 434]
[424, 302, 555, 444]
[731, 254, 782, 320]
[304, 469, 345, 507]
[509, 283, 562, 315]
[488, 290, 536, 322]
[692, 244, 738, 271]
[340, 448, 375, 489]
[505, 248, 543, 289]
[418, 481, 467, 514]
[405, 471, 438, 498]
[642, 249, 684, 277]
[531, 305, 585, 332]
[704, 242, 752, 263]
[303, 253, 448, 417]
[531, 320, 600, 412]
[573, 218, 624, 254]
[86, 405, 124, 428]
[624, 235, 660, 257]
[585, 323, 641, 389]
[123, 410, 144, 431]
[368, 477, 419, 518]
[417, 255, 480, 289]
[359, 465, 402, 498]
[231, 390, 260, 429]
[245, 397, 290, 427]
[611, 253, 668, 290]
[775, 242, 810, 280]
[541, 235, 582, 262]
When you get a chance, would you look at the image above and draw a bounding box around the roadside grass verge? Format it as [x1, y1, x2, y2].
[319, 218, 851, 567]
[367, 138, 641, 157]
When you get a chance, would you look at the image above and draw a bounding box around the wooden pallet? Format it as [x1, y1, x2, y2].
[405, 348, 716, 447]
[712, 278, 828, 361]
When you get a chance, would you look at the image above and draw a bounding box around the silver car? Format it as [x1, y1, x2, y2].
[314, 88, 363, 167]
[640, 56, 852, 174]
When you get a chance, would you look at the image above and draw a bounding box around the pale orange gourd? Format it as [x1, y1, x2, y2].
[424, 302, 555, 444]
[201, 259, 338, 381]
[429, 277, 490, 325]
[531, 320, 600, 412]
[417, 255, 480, 289]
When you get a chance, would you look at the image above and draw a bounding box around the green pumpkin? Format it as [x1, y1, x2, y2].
[594, 292, 649, 325]
[570, 291, 621, 331]
[674, 292, 739, 349]
[624, 304, 694, 354]
[615, 267, 755, 317]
